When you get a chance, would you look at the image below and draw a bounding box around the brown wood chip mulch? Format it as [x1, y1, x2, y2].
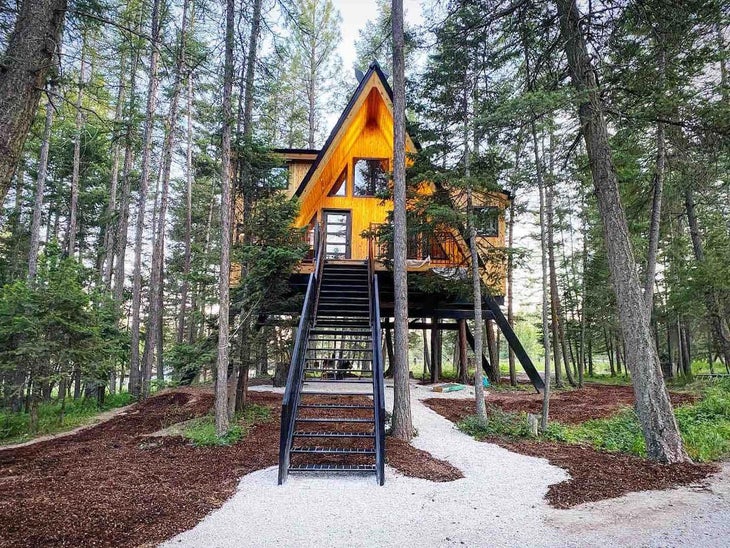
[423, 384, 698, 425]
[386, 437, 463, 482]
[0, 388, 458, 547]
[422, 384, 717, 509]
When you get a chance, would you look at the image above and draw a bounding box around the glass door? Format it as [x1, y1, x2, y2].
[323, 210, 351, 259]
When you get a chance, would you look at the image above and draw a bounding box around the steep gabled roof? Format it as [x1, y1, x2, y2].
[294, 61, 417, 199]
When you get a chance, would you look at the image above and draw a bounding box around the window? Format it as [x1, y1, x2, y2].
[328, 168, 347, 196]
[353, 158, 389, 196]
[474, 206, 499, 237]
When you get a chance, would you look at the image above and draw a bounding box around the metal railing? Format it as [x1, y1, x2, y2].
[368, 238, 386, 485]
[369, 223, 468, 267]
[278, 223, 324, 485]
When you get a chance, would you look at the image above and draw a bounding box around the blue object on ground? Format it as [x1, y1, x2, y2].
[483, 377, 490, 388]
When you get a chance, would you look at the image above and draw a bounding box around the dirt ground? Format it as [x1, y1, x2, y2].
[422, 384, 716, 508]
[0, 388, 457, 547]
[423, 383, 698, 425]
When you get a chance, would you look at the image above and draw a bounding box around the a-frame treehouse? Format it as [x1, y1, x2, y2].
[273, 62, 543, 485]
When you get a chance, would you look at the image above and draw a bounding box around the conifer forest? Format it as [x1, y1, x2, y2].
[0, 2, 730, 544]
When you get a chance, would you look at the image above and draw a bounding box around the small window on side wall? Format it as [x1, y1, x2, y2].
[353, 158, 389, 196]
[474, 206, 499, 237]
[328, 168, 347, 196]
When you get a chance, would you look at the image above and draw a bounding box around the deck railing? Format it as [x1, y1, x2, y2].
[368, 223, 467, 267]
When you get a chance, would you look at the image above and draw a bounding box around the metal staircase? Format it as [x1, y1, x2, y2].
[278, 227, 386, 485]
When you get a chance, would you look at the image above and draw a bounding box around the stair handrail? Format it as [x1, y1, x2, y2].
[368, 244, 386, 485]
[278, 222, 325, 484]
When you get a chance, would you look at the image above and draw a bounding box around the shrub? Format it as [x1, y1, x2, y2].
[0, 392, 134, 443]
[458, 406, 530, 439]
[183, 404, 271, 447]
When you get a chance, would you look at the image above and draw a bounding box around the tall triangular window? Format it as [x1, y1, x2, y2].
[328, 168, 347, 196]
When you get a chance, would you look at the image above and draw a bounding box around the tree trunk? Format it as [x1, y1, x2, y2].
[484, 319, 499, 385]
[578, 202, 587, 386]
[28, 85, 56, 281]
[215, 0, 235, 437]
[587, 336, 594, 377]
[685, 188, 730, 368]
[0, 0, 66, 203]
[112, 43, 141, 305]
[644, 46, 666, 313]
[546, 178, 574, 386]
[422, 327, 431, 378]
[143, 0, 192, 389]
[458, 319, 469, 384]
[390, 0, 413, 441]
[66, 35, 87, 256]
[556, 0, 687, 463]
[129, 0, 162, 399]
[384, 325, 395, 378]
[507, 197, 517, 386]
[605, 328, 615, 376]
[537, 150, 552, 430]
[102, 52, 128, 286]
[177, 73, 194, 344]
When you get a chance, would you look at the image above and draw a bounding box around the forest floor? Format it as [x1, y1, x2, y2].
[1, 383, 727, 547]
[0, 386, 457, 547]
[168, 382, 730, 547]
[422, 384, 712, 508]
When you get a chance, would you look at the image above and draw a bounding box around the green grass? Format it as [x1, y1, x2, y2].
[183, 404, 271, 447]
[459, 406, 532, 439]
[0, 392, 134, 445]
[457, 380, 730, 462]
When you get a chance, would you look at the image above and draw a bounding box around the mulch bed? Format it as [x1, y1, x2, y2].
[423, 384, 717, 509]
[386, 437, 463, 482]
[498, 439, 716, 509]
[423, 383, 698, 425]
[0, 388, 458, 547]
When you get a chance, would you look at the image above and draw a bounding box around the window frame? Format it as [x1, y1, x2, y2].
[328, 167, 348, 197]
[473, 206, 500, 237]
[352, 157, 390, 197]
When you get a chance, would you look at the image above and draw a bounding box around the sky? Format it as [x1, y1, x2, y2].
[337, 0, 424, 70]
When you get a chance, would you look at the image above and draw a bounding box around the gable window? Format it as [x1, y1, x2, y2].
[474, 206, 500, 237]
[353, 158, 389, 196]
[328, 168, 347, 196]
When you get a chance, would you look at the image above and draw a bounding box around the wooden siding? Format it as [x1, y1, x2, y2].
[293, 84, 411, 260]
[286, 162, 313, 198]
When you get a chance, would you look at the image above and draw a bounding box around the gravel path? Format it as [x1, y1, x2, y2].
[164, 382, 730, 547]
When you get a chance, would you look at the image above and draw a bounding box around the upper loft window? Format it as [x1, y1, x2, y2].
[474, 206, 499, 237]
[353, 158, 389, 196]
[328, 168, 347, 196]
[263, 166, 289, 190]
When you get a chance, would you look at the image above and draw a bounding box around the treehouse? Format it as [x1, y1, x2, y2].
[267, 62, 543, 485]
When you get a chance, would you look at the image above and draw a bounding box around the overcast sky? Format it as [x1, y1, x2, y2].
[337, 0, 424, 70]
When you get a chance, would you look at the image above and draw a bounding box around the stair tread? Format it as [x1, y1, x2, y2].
[298, 403, 373, 409]
[289, 464, 376, 472]
[304, 367, 373, 372]
[303, 379, 373, 384]
[291, 447, 375, 454]
[296, 417, 374, 423]
[293, 431, 375, 438]
[306, 348, 372, 353]
[300, 390, 373, 395]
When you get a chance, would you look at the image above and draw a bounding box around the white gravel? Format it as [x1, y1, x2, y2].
[163, 382, 730, 548]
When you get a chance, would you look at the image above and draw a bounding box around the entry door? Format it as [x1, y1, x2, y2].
[324, 210, 351, 259]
